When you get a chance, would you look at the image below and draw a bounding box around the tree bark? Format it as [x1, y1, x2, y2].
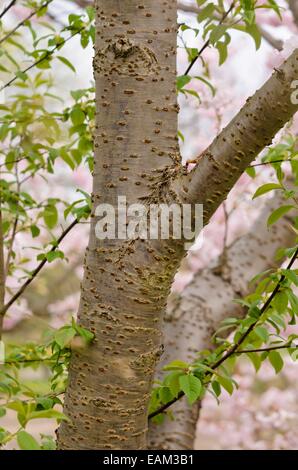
[57, 0, 182, 450]
[58, 0, 298, 449]
[175, 49, 298, 224]
[0, 208, 5, 338]
[148, 193, 295, 449]
[289, 0, 298, 26]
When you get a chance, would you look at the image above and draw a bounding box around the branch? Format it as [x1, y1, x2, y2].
[174, 49, 298, 224]
[5, 165, 20, 278]
[0, 26, 85, 92]
[177, 1, 283, 51]
[0, 194, 5, 339]
[235, 344, 294, 354]
[0, 218, 79, 318]
[184, 2, 236, 76]
[0, 0, 17, 20]
[148, 191, 296, 448]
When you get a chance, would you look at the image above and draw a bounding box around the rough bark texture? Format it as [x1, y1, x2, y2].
[58, 0, 298, 450]
[148, 194, 295, 449]
[57, 0, 183, 450]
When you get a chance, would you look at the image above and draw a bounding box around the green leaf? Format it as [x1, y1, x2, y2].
[0, 407, 6, 418]
[211, 380, 221, 397]
[177, 75, 191, 91]
[163, 360, 189, 371]
[217, 375, 234, 395]
[17, 431, 40, 450]
[57, 56, 76, 73]
[179, 374, 202, 405]
[46, 250, 64, 263]
[197, 3, 215, 22]
[245, 23, 261, 49]
[267, 205, 294, 226]
[247, 352, 262, 372]
[268, 350, 284, 374]
[272, 291, 288, 314]
[159, 387, 173, 404]
[209, 25, 227, 45]
[252, 183, 283, 199]
[70, 108, 86, 126]
[41, 435, 56, 450]
[254, 326, 269, 343]
[73, 323, 94, 343]
[216, 41, 228, 65]
[30, 225, 40, 238]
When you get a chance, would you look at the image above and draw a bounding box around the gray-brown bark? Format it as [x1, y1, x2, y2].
[58, 0, 298, 450]
[58, 0, 182, 450]
[148, 194, 295, 449]
[175, 49, 298, 223]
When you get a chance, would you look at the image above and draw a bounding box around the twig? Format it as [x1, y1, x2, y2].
[235, 344, 295, 354]
[5, 164, 19, 278]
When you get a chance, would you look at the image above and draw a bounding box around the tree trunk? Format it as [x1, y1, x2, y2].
[148, 193, 295, 449]
[58, 0, 298, 450]
[57, 0, 182, 450]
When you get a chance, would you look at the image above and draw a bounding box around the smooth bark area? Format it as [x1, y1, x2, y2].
[148, 194, 295, 449]
[58, 0, 298, 450]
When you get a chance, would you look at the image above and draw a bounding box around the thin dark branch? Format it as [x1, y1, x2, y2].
[183, 2, 235, 76]
[148, 246, 298, 419]
[0, 0, 54, 46]
[0, 218, 79, 317]
[250, 159, 293, 167]
[0, 0, 17, 20]
[0, 26, 85, 92]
